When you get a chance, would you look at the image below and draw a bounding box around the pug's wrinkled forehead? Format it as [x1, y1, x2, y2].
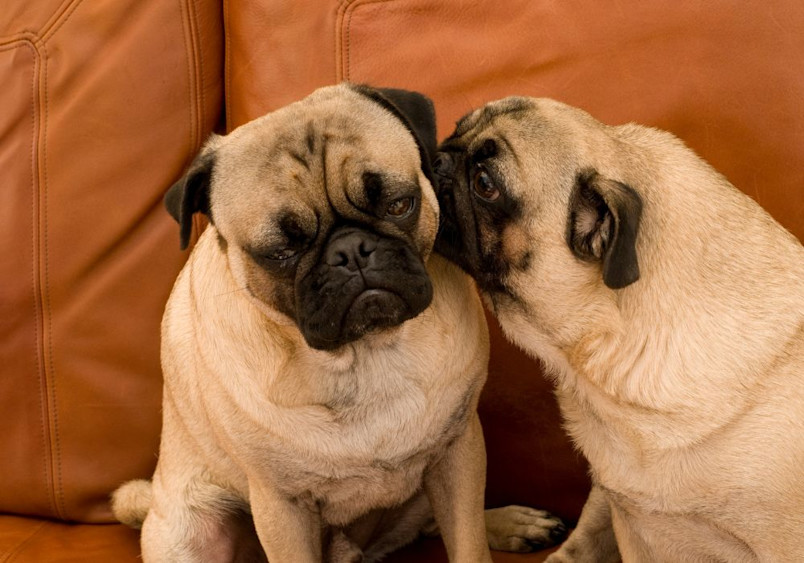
[448, 97, 535, 142]
[437, 96, 556, 187]
[210, 86, 436, 248]
[165, 83, 439, 253]
[441, 96, 596, 160]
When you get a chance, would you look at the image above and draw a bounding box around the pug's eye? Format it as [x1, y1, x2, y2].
[385, 197, 415, 219]
[473, 168, 501, 202]
[263, 247, 298, 261]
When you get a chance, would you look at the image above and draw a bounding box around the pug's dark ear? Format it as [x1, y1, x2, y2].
[164, 144, 217, 250]
[350, 84, 437, 182]
[567, 170, 643, 289]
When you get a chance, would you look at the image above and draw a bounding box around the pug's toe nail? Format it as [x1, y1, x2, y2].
[550, 522, 568, 541]
[524, 538, 546, 551]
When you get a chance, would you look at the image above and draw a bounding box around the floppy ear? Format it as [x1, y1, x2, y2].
[567, 170, 643, 289]
[164, 146, 216, 250]
[349, 84, 438, 183]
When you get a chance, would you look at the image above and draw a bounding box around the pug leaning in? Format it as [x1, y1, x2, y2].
[111, 84, 565, 563]
[434, 96, 804, 562]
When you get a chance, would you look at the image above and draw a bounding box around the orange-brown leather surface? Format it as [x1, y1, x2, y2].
[2, 0, 802, 561]
[0, 516, 555, 563]
[0, 0, 223, 522]
[0, 515, 140, 563]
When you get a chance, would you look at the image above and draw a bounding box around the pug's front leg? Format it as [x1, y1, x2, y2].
[545, 484, 620, 562]
[424, 412, 493, 563]
[249, 481, 322, 563]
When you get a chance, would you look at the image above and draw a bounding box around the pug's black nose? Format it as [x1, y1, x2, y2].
[433, 153, 453, 178]
[325, 229, 378, 270]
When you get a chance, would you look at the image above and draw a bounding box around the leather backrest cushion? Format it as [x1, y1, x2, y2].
[0, 0, 222, 521]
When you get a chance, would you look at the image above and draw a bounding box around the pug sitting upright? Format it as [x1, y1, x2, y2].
[112, 84, 565, 563]
[434, 96, 804, 562]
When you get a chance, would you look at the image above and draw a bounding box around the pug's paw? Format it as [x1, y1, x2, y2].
[544, 540, 621, 563]
[544, 551, 572, 562]
[485, 505, 568, 553]
[326, 530, 364, 563]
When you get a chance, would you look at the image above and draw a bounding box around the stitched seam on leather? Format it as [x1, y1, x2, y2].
[40, 0, 83, 44]
[193, 0, 206, 144]
[38, 0, 89, 520]
[38, 41, 67, 522]
[181, 0, 205, 244]
[0, 32, 37, 47]
[0, 520, 49, 562]
[341, 0, 394, 83]
[343, 0, 360, 82]
[335, 0, 355, 82]
[30, 39, 55, 520]
[0, 38, 57, 520]
[36, 0, 74, 40]
[223, 0, 231, 130]
[187, 0, 204, 155]
[180, 0, 196, 166]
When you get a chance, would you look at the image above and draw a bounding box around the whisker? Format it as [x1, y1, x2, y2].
[213, 287, 247, 298]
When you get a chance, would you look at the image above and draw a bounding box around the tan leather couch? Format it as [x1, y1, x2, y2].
[2, 1, 802, 561]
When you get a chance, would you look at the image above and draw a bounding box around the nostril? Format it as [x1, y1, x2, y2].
[433, 153, 452, 176]
[333, 251, 348, 267]
[358, 240, 376, 258]
[325, 240, 353, 267]
[324, 230, 379, 269]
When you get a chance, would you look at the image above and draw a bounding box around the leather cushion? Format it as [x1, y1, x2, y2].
[0, 0, 223, 521]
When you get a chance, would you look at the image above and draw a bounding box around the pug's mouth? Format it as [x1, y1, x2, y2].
[439, 233, 515, 298]
[297, 228, 433, 351]
[432, 173, 475, 273]
[433, 165, 513, 297]
[338, 288, 409, 338]
[301, 286, 424, 351]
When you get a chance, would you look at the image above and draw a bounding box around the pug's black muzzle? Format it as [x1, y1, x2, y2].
[297, 226, 433, 350]
[433, 153, 468, 266]
[432, 152, 510, 295]
[433, 152, 486, 278]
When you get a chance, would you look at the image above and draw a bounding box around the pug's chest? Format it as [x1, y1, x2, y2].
[575, 414, 747, 517]
[561, 393, 719, 506]
[275, 444, 437, 526]
[250, 383, 474, 526]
